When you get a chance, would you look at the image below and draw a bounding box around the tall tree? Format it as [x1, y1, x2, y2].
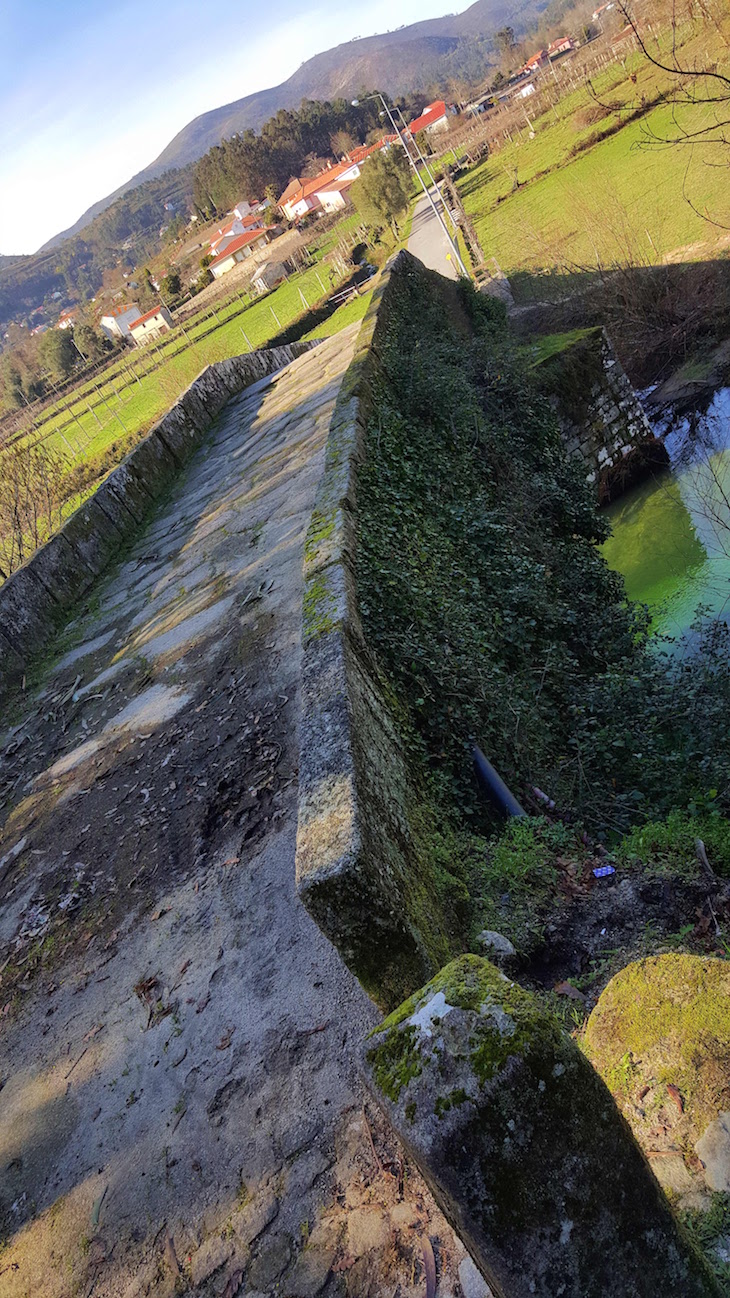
[349, 148, 413, 232]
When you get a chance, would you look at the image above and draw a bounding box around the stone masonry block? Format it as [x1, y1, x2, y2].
[125, 428, 180, 498]
[0, 627, 24, 696]
[26, 530, 95, 610]
[361, 955, 722, 1298]
[153, 405, 203, 465]
[62, 497, 132, 574]
[102, 462, 156, 526]
[0, 564, 57, 660]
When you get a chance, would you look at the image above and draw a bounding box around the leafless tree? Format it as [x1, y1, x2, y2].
[0, 440, 65, 580]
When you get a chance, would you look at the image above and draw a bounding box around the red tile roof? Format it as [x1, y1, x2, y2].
[345, 136, 396, 164]
[128, 305, 170, 330]
[316, 174, 359, 194]
[407, 101, 448, 135]
[278, 177, 305, 205]
[279, 138, 394, 211]
[210, 228, 267, 265]
[105, 302, 140, 318]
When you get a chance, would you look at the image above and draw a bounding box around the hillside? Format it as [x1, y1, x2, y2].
[41, 0, 546, 250]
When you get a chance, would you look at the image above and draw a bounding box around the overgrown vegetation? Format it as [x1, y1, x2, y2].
[355, 260, 730, 948]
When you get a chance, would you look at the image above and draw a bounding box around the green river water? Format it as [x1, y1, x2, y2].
[602, 387, 730, 640]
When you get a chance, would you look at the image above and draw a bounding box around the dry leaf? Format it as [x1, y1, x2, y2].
[553, 981, 586, 1003]
[666, 1083, 684, 1113]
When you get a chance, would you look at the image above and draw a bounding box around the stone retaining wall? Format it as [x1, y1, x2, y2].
[534, 328, 668, 501]
[0, 343, 313, 699]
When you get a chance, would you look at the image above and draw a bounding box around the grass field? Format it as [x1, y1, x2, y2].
[13, 246, 359, 476]
[457, 20, 730, 295]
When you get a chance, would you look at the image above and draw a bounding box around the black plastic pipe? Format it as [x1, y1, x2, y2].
[472, 744, 527, 819]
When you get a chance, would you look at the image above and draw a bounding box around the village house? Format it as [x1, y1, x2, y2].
[209, 211, 265, 258]
[518, 49, 548, 75]
[407, 100, 452, 136]
[277, 139, 395, 222]
[548, 35, 574, 58]
[208, 228, 271, 279]
[56, 307, 77, 330]
[128, 304, 173, 344]
[99, 303, 142, 341]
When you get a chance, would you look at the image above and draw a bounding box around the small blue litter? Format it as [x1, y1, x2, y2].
[593, 864, 616, 879]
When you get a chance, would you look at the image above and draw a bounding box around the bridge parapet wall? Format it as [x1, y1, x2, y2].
[0, 342, 314, 698]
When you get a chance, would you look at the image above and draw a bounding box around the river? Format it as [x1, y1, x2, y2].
[602, 386, 730, 641]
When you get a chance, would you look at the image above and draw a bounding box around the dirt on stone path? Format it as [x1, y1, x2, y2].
[0, 331, 477, 1298]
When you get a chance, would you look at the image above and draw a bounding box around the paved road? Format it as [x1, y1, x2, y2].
[0, 330, 470, 1298]
[407, 190, 459, 280]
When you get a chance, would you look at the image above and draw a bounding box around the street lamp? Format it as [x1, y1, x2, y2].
[352, 93, 470, 279]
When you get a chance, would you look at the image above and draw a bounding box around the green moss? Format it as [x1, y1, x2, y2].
[368, 954, 563, 1103]
[524, 327, 598, 367]
[434, 1087, 468, 1117]
[366, 1023, 422, 1102]
[304, 507, 336, 565]
[302, 571, 337, 641]
[584, 954, 730, 1135]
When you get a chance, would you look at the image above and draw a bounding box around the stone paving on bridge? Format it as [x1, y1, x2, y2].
[0, 331, 479, 1298]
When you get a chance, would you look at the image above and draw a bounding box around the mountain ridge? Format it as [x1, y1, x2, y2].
[39, 0, 543, 251]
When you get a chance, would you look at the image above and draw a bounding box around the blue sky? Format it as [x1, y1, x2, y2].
[0, 0, 465, 255]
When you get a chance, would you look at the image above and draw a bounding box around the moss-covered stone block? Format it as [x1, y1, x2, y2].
[25, 530, 95, 608]
[584, 955, 730, 1204]
[153, 405, 202, 465]
[361, 954, 722, 1298]
[102, 462, 157, 525]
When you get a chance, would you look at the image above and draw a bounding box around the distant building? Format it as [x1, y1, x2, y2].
[209, 212, 265, 258]
[278, 174, 325, 222]
[99, 303, 141, 341]
[516, 82, 536, 98]
[209, 229, 271, 279]
[518, 49, 548, 75]
[277, 139, 395, 221]
[232, 200, 256, 220]
[407, 100, 452, 136]
[548, 36, 574, 58]
[56, 307, 77, 330]
[592, 2, 614, 18]
[128, 304, 174, 344]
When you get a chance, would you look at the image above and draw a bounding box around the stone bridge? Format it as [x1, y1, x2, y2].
[0, 256, 716, 1298]
[0, 329, 473, 1298]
